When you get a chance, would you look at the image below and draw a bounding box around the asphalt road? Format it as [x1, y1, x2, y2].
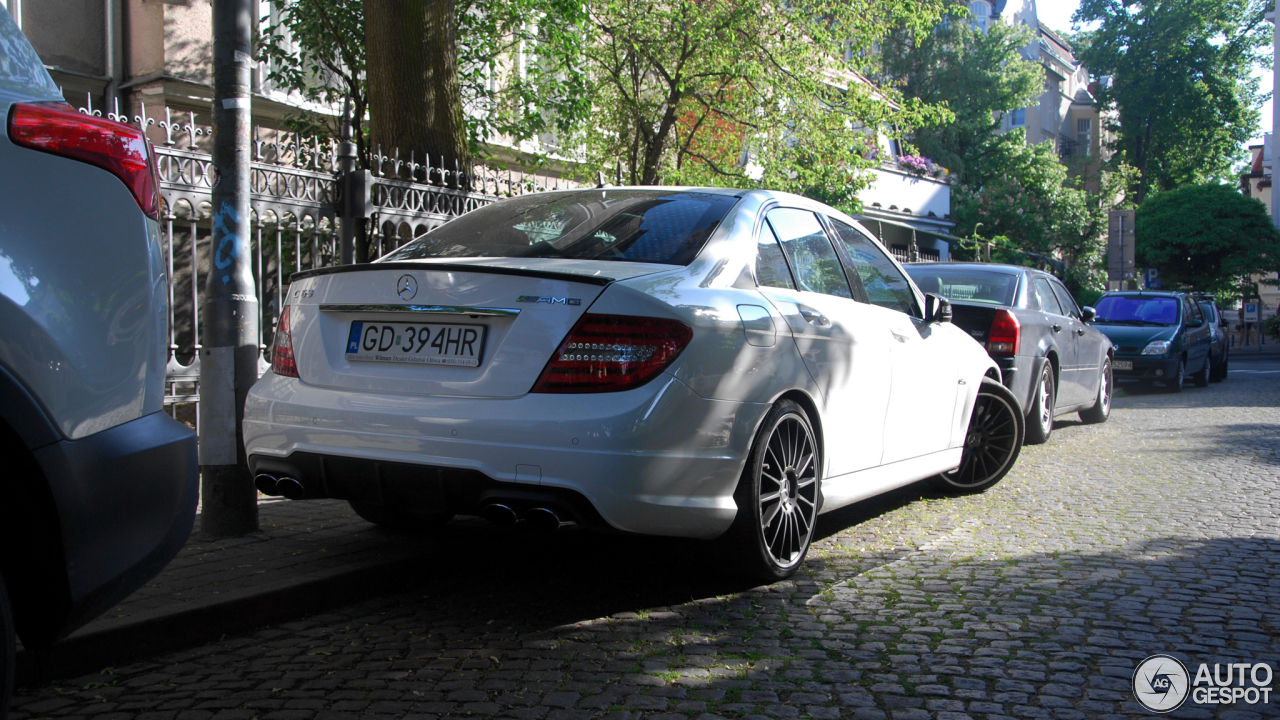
[10, 366, 1279, 720]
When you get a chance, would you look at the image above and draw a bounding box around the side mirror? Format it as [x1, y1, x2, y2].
[924, 293, 952, 324]
[1081, 306, 1096, 323]
[1186, 319, 1204, 328]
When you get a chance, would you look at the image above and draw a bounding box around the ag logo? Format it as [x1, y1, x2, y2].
[396, 274, 418, 301]
[1133, 654, 1191, 713]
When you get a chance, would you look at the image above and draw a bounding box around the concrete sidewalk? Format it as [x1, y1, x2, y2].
[16, 498, 491, 684]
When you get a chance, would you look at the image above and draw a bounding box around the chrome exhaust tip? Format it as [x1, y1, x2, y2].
[524, 507, 562, 532]
[254, 473, 281, 496]
[276, 477, 305, 500]
[482, 503, 518, 527]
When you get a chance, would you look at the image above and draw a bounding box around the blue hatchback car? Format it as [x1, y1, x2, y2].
[1091, 291, 1215, 392]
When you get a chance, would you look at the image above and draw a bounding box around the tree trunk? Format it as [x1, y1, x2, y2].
[365, 0, 469, 185]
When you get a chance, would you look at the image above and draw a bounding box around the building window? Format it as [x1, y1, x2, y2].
[1010, 108, 1025, 127]
[1077, 118, 1092, 156]
[969, 1, 989, 32]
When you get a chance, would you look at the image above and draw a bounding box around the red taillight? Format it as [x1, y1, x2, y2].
[271, 304, 299, 378]
[532, 314, 693, 393]
[987, 309, 1020, 356]
[8, 102, 161, 219]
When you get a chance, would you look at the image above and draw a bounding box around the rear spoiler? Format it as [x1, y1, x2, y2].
[290, 261, 616, 287]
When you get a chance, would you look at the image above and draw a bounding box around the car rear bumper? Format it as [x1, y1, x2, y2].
[243, 371, 769, 539]
[994, 354, 1037, 415]
[31, 410, 198, 642]
[1111, 355, 1180, 381]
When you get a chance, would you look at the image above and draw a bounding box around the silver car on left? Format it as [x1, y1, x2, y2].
[0, 9, 198, 712]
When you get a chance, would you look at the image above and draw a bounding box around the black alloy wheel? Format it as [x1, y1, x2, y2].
[1025, 362, 1055, 445]
[935, 378, 1024, 495]
[1194, 356, 1211, 388]
[1079, 357, 1112, 424]
[724, 399, 820, 582]
[1165, 358, 1185, 394]
[1, 573, 13, 720]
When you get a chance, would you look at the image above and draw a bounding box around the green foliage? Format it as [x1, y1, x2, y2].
[875, 2, 1042, 178]
[570, 0, 951, 211]
[256, 0, 591, 163]
[256, 0, 368, 157]
[1074, 0, 1271, 203]
[1135, 182, 1280, 298]
[1263, 313, 1280, 342]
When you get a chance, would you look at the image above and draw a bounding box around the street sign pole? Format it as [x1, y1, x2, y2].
[200, 0, 259, 538]
[1271, 1, 1280, 229]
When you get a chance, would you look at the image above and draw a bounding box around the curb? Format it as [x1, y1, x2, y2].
[16, 551, 426, 686]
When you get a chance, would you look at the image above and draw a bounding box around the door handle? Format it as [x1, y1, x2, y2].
[798, 306, 830, 327]
[1075, 328, 1085, 336]
[891, 330, 911, 343]
[1052, 324, 1062, 333]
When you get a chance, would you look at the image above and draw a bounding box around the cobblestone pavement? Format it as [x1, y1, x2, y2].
[12, 373, 1280, 720]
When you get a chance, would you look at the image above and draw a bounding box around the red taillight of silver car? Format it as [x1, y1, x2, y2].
[7, 101, 162, 219]
[532, 313, 693, 393]
[271, 304, 300, 378]
[987, 309, 1020, 356]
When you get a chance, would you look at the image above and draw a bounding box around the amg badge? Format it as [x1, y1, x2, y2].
[517, 296, 581, 306]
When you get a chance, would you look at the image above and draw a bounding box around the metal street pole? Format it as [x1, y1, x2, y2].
[199, 0, 259, 538]
[1271, 0, 1279, 229]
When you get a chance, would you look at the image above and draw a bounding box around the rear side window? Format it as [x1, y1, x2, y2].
[829, 218, 921, 317]
[765, 209, 852, 299]
[1033, 278, 1064, 316]
[755, 229, 795, 289]
[1049, 280, 1081, 319]
[382, 190, 739, 266]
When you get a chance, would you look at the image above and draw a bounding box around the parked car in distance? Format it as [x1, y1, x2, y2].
[1193, 294, 1229, 382]
[1091, 291, 1214, 392]
[244, 187, 1025, 583]
[904, 263, 1113, 445]
[0, 9, 198, 715]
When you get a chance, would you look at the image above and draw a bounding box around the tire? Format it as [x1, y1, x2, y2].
[934, 378, 1024, 495]
[1166, 358, 1185, 393]
[348, 501, 452, 532]
[1024, 362, 1055, 445]
[1194, 356, 1211, 388]
[1219, 355, 1228, 381]
[722, 399, 820, 583]
[1079, 357, 1112, 424]
[1212, 353, 1227, 382]
[1, 573, 14, 720]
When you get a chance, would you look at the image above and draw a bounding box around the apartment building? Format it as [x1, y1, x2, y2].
[1237, 140, 1280, 318]
[970, 0, 1109, 190]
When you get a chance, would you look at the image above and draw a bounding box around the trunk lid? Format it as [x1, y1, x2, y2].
[948, 301, 1003, 349]
[285, 259, 672, 397]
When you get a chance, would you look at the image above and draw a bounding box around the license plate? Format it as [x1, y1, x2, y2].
[346, 321, 486, 367]
[1113, 360, 1133, 370]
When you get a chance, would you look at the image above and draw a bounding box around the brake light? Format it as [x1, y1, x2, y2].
[532, 314, 693, 393]
[271, 304, 299, 378]
[987, 309, 1020, 356]
[8, 102, 161, 219]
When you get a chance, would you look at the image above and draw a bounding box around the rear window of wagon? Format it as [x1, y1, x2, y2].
[381, 190, 740, 266]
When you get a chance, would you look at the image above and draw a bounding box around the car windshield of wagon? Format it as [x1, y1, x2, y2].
[380, 190, 740, 266]
[1095, 295, 1180, 326]
[904, 267, 1018, 306]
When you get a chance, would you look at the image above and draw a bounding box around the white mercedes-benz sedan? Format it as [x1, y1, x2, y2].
[244, 187, 1023, 580]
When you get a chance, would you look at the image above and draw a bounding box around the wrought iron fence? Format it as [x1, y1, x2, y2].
[75, 96, 582, 422]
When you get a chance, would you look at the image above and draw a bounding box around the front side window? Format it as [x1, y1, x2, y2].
[381, 190, 739, 266]
[829, 218, 921, 318]
[765, 209, 852, 299]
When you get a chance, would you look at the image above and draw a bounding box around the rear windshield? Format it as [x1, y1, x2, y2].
[381, 189, 739, 266]
[1094, 295, 1180, 326]
[904, 267, 1018, 306]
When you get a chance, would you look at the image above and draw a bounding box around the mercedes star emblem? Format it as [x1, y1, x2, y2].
[396, 274, 418, 301]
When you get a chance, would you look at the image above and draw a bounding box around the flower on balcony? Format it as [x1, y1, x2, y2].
[896, 154, 934, 176]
